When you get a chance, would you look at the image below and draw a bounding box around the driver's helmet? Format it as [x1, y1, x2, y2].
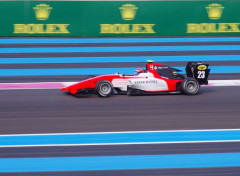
[134, 68, 143, 75]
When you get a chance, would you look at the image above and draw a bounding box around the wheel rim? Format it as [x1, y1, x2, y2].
[99, 83, 111, 95]
[186, 81, 198, 93]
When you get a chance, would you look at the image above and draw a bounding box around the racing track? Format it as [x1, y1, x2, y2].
[0, 86, 239, 134]
[0, 37, 240, 175]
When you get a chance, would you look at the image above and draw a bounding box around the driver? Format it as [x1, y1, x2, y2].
[134, 68, 144, 75]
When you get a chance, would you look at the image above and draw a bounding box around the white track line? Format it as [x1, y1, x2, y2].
[1, 140, 240, 148]
[208, 80, 240, 86]
[1, 128, 240, 137]
[0, 80, 240, 90]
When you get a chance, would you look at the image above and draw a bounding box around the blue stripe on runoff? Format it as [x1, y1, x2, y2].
[1, 45, 240, 53]
[1, 37, 240, 44]
[0, 130, 240, 146]
[1, 55, 240, 64]
[0, 153, 240, 172]
[0, 66, 239, 76]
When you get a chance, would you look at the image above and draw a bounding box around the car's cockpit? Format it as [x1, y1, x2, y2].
[146, 60, 182, 79]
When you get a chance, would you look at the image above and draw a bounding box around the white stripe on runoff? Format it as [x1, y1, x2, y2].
[0, 129, 240, 147]
[1, 140, 240, 148]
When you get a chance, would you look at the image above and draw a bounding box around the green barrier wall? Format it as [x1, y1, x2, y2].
[0, 0, 240, 36]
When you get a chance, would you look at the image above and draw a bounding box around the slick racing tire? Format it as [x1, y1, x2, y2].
[96, 80, 113, 97]
[180, 78, 199, 95]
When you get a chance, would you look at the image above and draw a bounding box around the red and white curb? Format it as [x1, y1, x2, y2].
[0, 80, 239, 90]
[0, 82, 77, 90]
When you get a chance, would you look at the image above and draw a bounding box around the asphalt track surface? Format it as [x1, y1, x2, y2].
[1, 38, 240, 176]
[0, 86, 239, 134]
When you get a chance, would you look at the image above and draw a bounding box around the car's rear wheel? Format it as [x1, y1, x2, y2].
[96, 80, 113, 97]
[180, 78, 199, 95]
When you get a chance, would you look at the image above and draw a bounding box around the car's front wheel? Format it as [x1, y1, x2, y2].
[180, 78, 199, 95]
[96, 80, 113, 97]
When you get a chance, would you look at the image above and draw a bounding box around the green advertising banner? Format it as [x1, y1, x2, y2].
[0, 0, 240, 36]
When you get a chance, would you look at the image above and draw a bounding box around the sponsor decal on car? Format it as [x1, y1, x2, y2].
[112, 79, 128, 85]
[134, 80, 158, 84]
[198, 65, 207, 70]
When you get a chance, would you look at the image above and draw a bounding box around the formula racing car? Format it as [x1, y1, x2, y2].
[61, 60, 210, 97]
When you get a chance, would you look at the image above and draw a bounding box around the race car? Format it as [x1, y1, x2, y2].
[61, 60, 210, 97]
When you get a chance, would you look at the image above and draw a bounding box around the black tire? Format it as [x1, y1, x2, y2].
[96, 80, 113, 97]
[180, 78, 199, 95]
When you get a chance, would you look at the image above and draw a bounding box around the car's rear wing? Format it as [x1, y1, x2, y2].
[185, 62, 210, 85]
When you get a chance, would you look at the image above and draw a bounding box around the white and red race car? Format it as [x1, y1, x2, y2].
[61, 60, 210, 97]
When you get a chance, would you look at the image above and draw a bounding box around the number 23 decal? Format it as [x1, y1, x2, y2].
[198, 71, 205, 79]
